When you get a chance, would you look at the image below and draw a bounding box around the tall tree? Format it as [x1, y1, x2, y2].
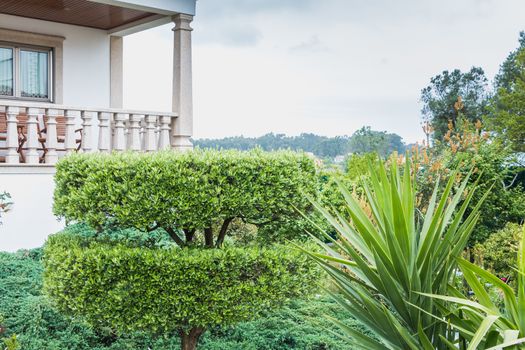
[494, 31, 525, 90]
[421, 67, 489, 141]
[348, 126, 405, 157]
[487, 33, 525, 152]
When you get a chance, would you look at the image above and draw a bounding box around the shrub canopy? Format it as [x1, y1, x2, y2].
[53, 149, 317, 247]
[43, 233, 318, 335]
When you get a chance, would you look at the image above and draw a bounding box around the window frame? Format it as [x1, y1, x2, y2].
[0, 41, 54, 103]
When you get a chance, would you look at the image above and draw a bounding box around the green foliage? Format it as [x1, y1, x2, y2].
[421, 67, 489, 141]
[193, 131, 407, 159]
[415, 118, 525, 245]
[199, 297, 369, 350]
[0, 242, 367, 349]
[425, 225, 525, 349]
[3, 335, 19, 350]
[305, 156, 485, 349]
[488, 48, 525, 152]
[53, 149, 317, 248]
[348, 127, 405, 157]
[494, 31, 525, 90]
[344, 153, 378, 179]
[474, 223, 523, 282]
[44, 232, 319, 337]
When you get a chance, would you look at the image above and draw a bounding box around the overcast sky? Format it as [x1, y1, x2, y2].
[123, 0, 525, 144]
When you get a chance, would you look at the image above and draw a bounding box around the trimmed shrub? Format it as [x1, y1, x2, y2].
[53, 149, 317, 248]
[0, 245, 363, 350]
[44, 233, 319, 348]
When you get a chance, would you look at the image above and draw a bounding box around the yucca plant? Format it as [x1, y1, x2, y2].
[303, 156, 487, 349]
[422, 224, 525, 349]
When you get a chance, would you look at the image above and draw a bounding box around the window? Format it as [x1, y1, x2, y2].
[0, 43, 52, 101]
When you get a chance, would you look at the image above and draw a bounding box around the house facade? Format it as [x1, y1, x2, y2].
[0, 0, 197, 250]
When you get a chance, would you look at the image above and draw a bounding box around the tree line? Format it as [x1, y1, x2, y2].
[193, 127, 407, 159]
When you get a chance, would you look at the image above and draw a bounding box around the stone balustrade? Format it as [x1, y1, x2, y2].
[0, 101, 178, 165]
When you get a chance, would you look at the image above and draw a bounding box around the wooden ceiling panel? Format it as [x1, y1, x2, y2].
[0, 0, 156, 30]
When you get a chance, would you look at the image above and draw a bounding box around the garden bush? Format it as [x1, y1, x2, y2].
[474, 222, 523, 283]
[54, 149, 317, 247]
[0, 243, 365, 349]
[44, 232, 319, 349]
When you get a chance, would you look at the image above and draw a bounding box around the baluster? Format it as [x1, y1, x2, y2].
[81, 111, 95, 153]
[5, 106, 19, 164]
[25, 107, 40, 164]
[44, 109, 59, 164]
[143, 115, 157, 152]
[140, 119, 146, 151]
[113, 113, 127, 152]
[128, 114, 143, 151]
[64, 110, 80, 154]
[158, 116, 171, 150]
[125, 119, 132, 150]
[98, 112, 111, 153]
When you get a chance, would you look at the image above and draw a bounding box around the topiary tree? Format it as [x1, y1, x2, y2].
[49, 149, 319, 349]
[53, 149, 318, 248]
[44, 233, 318, 350]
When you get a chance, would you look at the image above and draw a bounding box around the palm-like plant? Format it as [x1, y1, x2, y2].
[422, 225, 525, 349]
[303, 157, 487, 349]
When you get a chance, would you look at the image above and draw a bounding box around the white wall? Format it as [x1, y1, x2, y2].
[0, 170, 63, 252]
[0, 13, 111, 108]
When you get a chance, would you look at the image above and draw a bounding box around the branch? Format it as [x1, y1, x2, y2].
[215, 217, 234, 248]
[165, 227, 186, 247]
[504, 173, 519, 190]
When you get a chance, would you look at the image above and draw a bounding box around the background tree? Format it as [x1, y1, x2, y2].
[347, 126, 405, 157]
[194, 130, 406, 159]
[487, 43, 525, 152]
[494, 31, 525, 90]
[421, 67, 489, 141]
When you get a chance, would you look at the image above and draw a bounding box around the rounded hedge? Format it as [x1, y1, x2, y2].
[53, 149, 318, 247]
[43, 233, 319, 335]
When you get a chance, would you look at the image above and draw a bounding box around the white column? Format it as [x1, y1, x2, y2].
[171, 14, 194, 150]
[81, 111, 95, 153]
[113, 113, 127, 151]
[25, 108, 40, 164]
[44, 109, 59, 164]
[98, 112, 112, 153]
[128, 114, 143, 151]
[64, 110, 80, 154]
[158, 116, 171, 150]
[110, 36, 124, 109]
[5, 106, 19, 164]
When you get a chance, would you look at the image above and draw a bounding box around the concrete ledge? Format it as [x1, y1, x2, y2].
[0, 165, 56, 175]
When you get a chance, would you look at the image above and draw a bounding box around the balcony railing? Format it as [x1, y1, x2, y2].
[0, 100, 177, 165]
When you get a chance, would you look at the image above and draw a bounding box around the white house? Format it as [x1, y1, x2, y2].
[0, 0, 197, 251]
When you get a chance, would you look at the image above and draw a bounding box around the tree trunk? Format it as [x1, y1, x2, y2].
[204, 227, 214, 248]
[180, 328, 205, 350]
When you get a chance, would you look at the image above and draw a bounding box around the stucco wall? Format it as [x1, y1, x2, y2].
[0, 169, 62, 252]
[0, 13, 111, 108]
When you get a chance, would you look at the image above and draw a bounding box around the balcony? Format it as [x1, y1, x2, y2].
[0, 100, 177, 168]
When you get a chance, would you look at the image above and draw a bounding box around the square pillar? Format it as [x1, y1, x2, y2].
[171, 14, 194, 150]
[110, 36, 124, 109]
